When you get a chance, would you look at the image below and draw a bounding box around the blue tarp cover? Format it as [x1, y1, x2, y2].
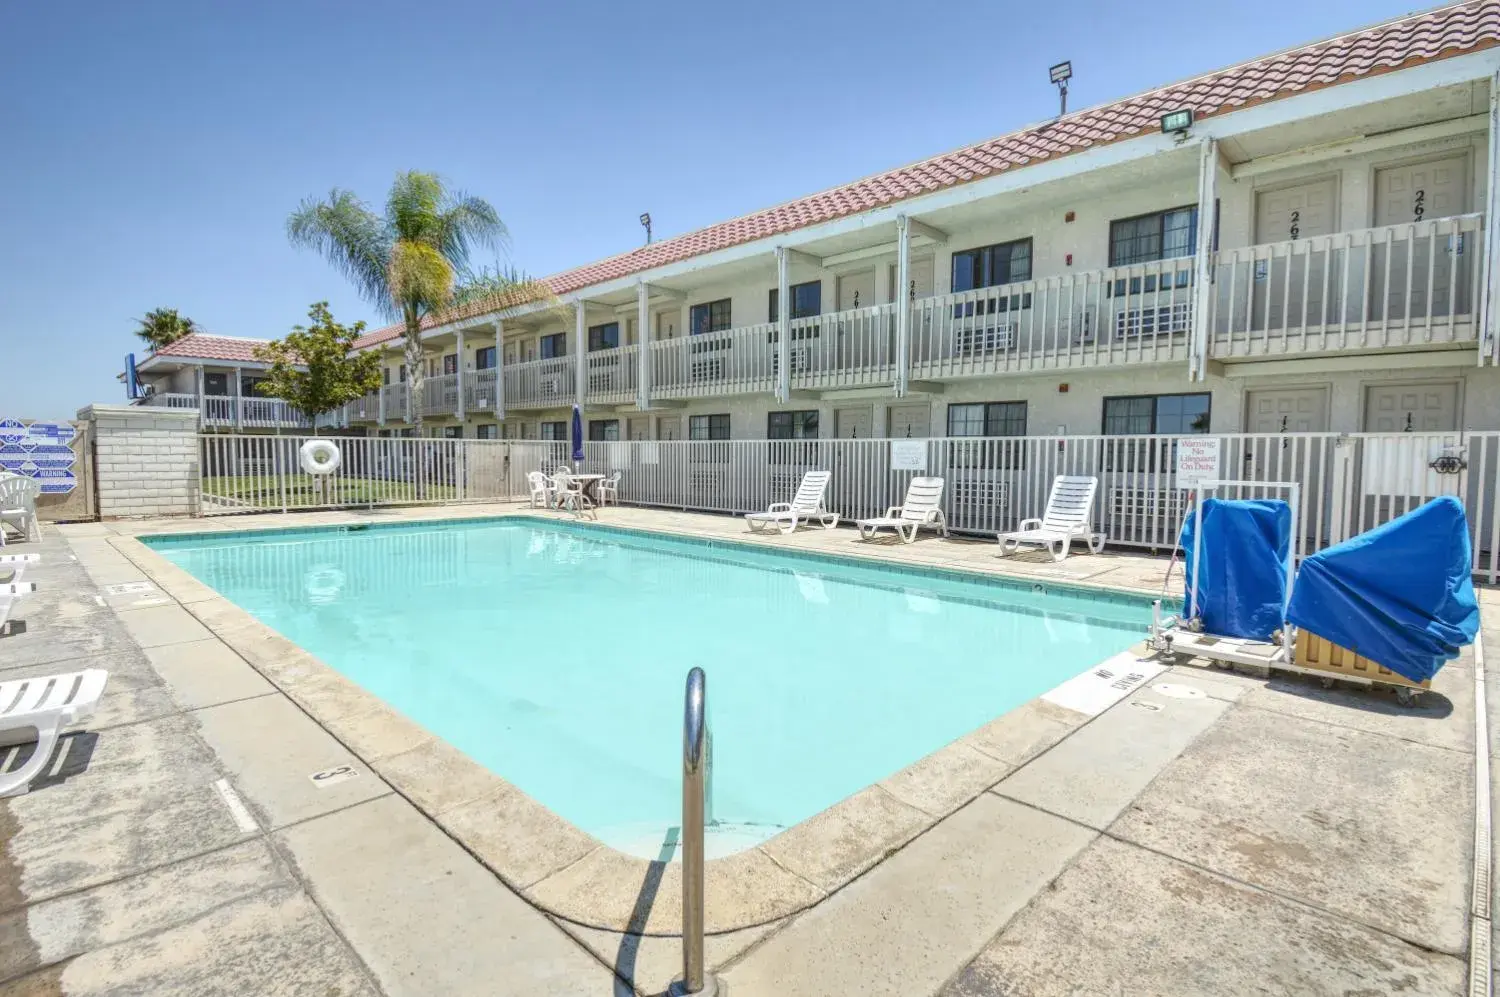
[1285, 496, 1478, 683]
[1180, 498, 1291, 642]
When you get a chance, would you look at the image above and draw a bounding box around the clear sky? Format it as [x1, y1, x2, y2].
[1, 0, 1428, 418]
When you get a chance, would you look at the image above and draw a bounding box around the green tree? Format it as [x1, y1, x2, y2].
[287, 171, 552, 432]
[252, 302, 383, 420]
[133, 308, 198, 351]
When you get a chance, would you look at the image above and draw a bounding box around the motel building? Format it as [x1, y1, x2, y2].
[134, 3, 1500, 455]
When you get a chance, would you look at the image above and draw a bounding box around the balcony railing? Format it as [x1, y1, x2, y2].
[1207, 214, 1483, 357]
[330, 214, 1490, 421]
[141, 393, 313, 428]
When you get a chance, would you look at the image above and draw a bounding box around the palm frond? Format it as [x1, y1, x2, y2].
[435, 192, 506, 269]
[386, 171, 445, 245]
[287, 190, 393, 316]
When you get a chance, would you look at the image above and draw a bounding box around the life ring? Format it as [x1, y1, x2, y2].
[299, 439, 341, 476]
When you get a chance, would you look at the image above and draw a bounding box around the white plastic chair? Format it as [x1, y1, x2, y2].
[0, 669, 109, 797]
[0, 475, 39, 546]
[998, 475, 1104, 562]
[745, 470, 838, 535]
[596, 471, 622, 507]
[550, 471, 595, 520]
[526, 471, 551, 509]
[854, 477, 947, 544]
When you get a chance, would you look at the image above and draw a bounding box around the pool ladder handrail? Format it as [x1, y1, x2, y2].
[680, 667, 719, 996]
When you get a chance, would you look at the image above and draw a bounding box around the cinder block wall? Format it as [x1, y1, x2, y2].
[77, 404, 199, 519]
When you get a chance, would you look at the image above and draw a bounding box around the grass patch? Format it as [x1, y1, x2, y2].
[201, 475, 458, 506]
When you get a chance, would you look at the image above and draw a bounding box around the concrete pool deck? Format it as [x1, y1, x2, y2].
[0, 502, 1491, 996]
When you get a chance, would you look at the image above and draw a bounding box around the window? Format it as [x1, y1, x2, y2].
[540, 421, 567, 441]
[946, 402, 1027, 437]
[689, 299, 732, 336]
[768, 410, 819, 439]
[475, 424, 497, 440]
[398, 364, 407, 383]
[588, 322, 619, 351]
[539, 333, 567, 359]
[443, 425, 463, 439]
[1102, 393, 1210, 435]
[768, 281, 822, 322]
[1109, 207, 1198, 267]
[588, 419, 620, 442]
[203, 372, 228, 396]
[382, 367, 391, 386]
[239, 376, 268, 397]
[951, 239, 1032, 292]
[689, 414, 731, 440]
[475, 346, 496, 370]
[443, 353, 458, 376]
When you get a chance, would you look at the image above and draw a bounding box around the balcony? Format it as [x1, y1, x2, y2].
[504, 356, 575, 409]
[141, 393, 313, 429]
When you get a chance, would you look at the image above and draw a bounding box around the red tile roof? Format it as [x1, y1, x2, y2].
[147, 333, 271, 363]
[348, 0, 1500, 350]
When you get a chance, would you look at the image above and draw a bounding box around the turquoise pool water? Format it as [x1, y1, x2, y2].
[147, 519, 1151, 854]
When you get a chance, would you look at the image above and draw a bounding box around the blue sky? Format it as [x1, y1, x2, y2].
[1, 0, 1425, 418]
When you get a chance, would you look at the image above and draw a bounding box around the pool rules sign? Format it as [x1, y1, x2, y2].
[1174, 437, 1221, 489]
[0, 419, 78, 494]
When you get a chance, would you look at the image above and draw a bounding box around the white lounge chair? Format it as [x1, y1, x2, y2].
[998, 475, 1105, 562]
[745, 470, 838, 535]
[0, 581, 35, 634]
[550, 471, 595, 520]
[0, 553, 39, 584]
[855, 477, 947, 544]
[0, 669, 109, 797]
[0, 475, 39, 546]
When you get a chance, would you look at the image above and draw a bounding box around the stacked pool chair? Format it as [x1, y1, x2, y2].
[1284, 496, 1479, 705]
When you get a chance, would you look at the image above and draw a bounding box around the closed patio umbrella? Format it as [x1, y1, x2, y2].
[571, 405, 584, 463]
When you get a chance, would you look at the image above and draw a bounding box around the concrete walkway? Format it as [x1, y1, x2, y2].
[0, 508, 1486, 996]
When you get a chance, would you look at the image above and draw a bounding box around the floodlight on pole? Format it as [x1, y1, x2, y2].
[1049, 61, 1072, 117]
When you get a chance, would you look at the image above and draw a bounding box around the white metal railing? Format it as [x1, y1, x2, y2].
[468, 368, 499, 412]
[584, 344, 640, 405]
[145, 392, 202, 411]
[787, 304, 899, 389]
[650, 323, 778, 399]
[1208, 214, 1484, 357]
[381, 383, 409, 421]
[199, 434, 515, 513]
[192, 430, 1500, 581]
[911, 257, 1195, 378]
[142, 393, 311, 428]
[421, 373, 460, 415]
[505, 356, 575, 408]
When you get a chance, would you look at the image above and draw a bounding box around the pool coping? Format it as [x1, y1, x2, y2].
[109, 511, 1165, 936]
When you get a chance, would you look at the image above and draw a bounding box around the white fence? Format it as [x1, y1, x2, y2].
[195, 431, 1500, 581]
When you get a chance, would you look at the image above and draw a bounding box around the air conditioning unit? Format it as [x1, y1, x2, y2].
[955, 322, 1016, 356]
[540, 374, 562, 394]
[1115, 302, 1191, 338]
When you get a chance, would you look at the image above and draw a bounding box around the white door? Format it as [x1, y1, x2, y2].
[626, 417, 649, 441]
[656, 311, 681, 341]
[1245, 387, 1330, 433]
[834, 406, 874, 439]
[887, 403, 931, 438]
[837, 270, 875, 311]
[1373, 155, 1469, 320]
[1254, 178, 1338, 332]
[655, 415, 682, 441]
[887, 257, 936, 302]
[1364, 381, 1459, 432]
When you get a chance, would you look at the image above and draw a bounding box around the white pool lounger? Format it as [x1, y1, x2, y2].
[0, 669, 110, 797]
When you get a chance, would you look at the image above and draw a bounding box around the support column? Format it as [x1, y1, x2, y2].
[894, 215, 911, 397]
[194, 366, 205, 428]
[1480, 68, 1500, 367]
[232, 365, 243, 430]
[494, 320, 506, 422]
[636, 281, 651, 411]
[1190, 137, 1219, 381]
[455, 327, 466, 422]
[574, 301, 587, 410]
[378, 356, 386, 427]
[775, 246, 790, 403]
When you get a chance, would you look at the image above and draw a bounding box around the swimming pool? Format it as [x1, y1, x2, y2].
[147, 518, 1152, 854]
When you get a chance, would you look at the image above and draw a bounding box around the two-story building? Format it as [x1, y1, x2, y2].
[130, 333, 322, 432]
[153, 3, 1500, 450]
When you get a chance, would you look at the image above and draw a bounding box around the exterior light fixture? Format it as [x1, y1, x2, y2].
[639, 212, 652, 245]
[1050, 61, 1072, 117]
[1161, 108, 1194, 135]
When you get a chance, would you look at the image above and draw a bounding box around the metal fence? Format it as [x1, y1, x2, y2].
[196, 430, 1500, 581]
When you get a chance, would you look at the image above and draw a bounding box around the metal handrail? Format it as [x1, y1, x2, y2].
[680, 667, 718, 996]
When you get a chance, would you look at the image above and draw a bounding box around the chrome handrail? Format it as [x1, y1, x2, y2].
[680, 667, 718, 996]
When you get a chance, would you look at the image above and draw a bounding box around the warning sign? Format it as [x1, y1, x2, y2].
[1174, 437, 1221, 489]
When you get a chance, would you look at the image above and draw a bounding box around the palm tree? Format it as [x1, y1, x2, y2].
[288, 171, 549, 433]
[134, 308, 197, 352]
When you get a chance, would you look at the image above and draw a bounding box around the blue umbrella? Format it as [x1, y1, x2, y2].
[571, 405, 584, 462]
